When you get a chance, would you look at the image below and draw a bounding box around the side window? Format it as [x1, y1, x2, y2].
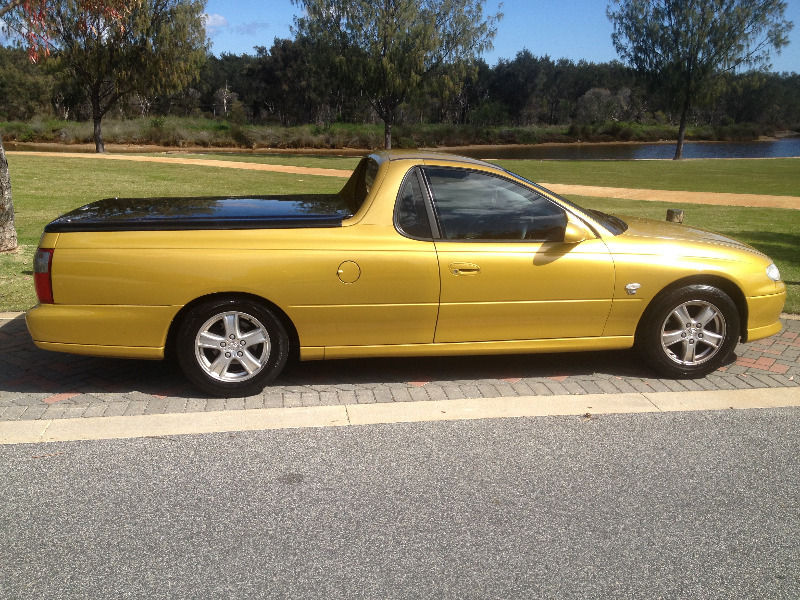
[424, 167, 567, 241]
[395, 169, 433, 239]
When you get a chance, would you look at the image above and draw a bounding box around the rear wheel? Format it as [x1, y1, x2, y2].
[637, 285, 739, 378]
[176, 298, 290, 397]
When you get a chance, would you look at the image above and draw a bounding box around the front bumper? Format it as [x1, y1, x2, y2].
[745, 290, 786, 342]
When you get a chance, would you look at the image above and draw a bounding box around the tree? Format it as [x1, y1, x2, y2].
[198, 52, 264, 121]
[0, 45, 52, 251]
[247, 37, 361, 126]
[0, 131, 13, 252]
[0, 0, 134, 252]
[489, 50, 548, 125]
[47, 0, 206, 153]
[0, 46, 54, 121]
[607, 0, 793, 159]
[293, 0, 501, 149]
[577, 88, 622, 124]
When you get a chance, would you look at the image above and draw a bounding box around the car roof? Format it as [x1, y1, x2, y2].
[370, 150, 497, 170]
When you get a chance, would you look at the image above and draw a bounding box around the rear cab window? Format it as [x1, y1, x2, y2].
[339, 157, 381, 215]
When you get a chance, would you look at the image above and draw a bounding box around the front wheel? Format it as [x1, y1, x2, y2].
[176, 298, 290, 397]
[637, 285, 740, 378]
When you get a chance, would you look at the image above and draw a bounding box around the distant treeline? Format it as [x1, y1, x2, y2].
[2, 41, 799, 141]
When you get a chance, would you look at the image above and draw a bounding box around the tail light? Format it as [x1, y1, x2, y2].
[34, 248, 54, 304]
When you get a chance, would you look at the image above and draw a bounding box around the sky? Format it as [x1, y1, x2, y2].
[204, 0, 800, 74]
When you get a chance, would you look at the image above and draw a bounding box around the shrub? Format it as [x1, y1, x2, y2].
[0, 115, 769, 150]
[230, 124, 254, 148]
[0, 121, 35, 142]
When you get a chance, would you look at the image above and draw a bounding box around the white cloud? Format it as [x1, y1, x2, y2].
[203, 13, 229, 35]
[233, 21, 270, 36]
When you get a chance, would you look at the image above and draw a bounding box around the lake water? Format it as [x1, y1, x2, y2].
[456, 138, 800, 160]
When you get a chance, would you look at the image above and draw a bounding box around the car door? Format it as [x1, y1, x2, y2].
[286, 164, 441, 349]
[424, 166, 615, 343]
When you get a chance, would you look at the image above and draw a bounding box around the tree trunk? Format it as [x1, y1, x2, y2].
[93, 114, 105, 153]
[0, 135, 19, 253]
[384, 119, 392, 150]
[673, 92, 691, 160]
[92, 93, 106, 153]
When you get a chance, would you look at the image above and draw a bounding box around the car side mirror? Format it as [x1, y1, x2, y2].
[562, 219, 591, 244]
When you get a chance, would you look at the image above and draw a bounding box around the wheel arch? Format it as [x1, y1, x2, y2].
[636, 275, 748, 343]
[165, 292, 301, 363]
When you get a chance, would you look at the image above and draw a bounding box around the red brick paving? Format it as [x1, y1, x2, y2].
[1, 314, 798, 421]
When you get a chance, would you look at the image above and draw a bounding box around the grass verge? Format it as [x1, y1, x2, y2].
[497, 158, 800, 197]
[1, 153, 797, 314]
[164, 153, 800, 198]
[153, 151, 800, 199]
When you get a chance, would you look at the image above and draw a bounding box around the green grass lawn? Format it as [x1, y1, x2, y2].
[161, 153, 800, 198]
[496, 157, 800, 197]
[1, 153, 797, 314]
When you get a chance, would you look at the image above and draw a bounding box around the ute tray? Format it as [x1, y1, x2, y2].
[44, 195, 353, 232]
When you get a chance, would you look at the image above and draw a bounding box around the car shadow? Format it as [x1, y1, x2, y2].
[1, 313, 742, 399]
[278, 348, 653, 387]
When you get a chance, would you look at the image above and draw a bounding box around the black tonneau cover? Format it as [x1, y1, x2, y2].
[44, 195, 353, 233]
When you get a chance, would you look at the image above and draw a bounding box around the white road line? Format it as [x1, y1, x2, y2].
[1, 388, 798, 445]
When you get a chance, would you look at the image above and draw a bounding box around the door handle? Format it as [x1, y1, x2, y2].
[449, 262, 481, 276]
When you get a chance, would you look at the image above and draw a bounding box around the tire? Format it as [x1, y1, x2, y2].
[636, 284, 740, 378]
[176, 297, 290, 397]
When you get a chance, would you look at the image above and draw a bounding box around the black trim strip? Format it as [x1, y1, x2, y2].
[44, 216, 345, 233]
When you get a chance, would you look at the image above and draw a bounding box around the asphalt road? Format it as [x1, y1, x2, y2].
[2, 407, 798, 599]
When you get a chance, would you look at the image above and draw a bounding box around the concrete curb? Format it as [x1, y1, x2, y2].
[2, 387, 798, 445]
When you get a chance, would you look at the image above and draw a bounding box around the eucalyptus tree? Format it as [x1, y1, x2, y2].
[0, 125, 13, 252]
[0, 0, 134, 252]
[48, 0, 207, 153]
[607, 0, 792, 159]
[293, 0, 501, 149]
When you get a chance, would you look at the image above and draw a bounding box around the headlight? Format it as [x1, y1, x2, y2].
[766, 263, 781, 282]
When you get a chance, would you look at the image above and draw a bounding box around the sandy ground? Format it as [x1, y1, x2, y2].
[8, 150, 353, 178]
[535, 183, 799, 209]
[8, 150, 798, 209]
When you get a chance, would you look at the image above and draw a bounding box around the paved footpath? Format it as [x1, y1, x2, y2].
[0, 313, 797, 422]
